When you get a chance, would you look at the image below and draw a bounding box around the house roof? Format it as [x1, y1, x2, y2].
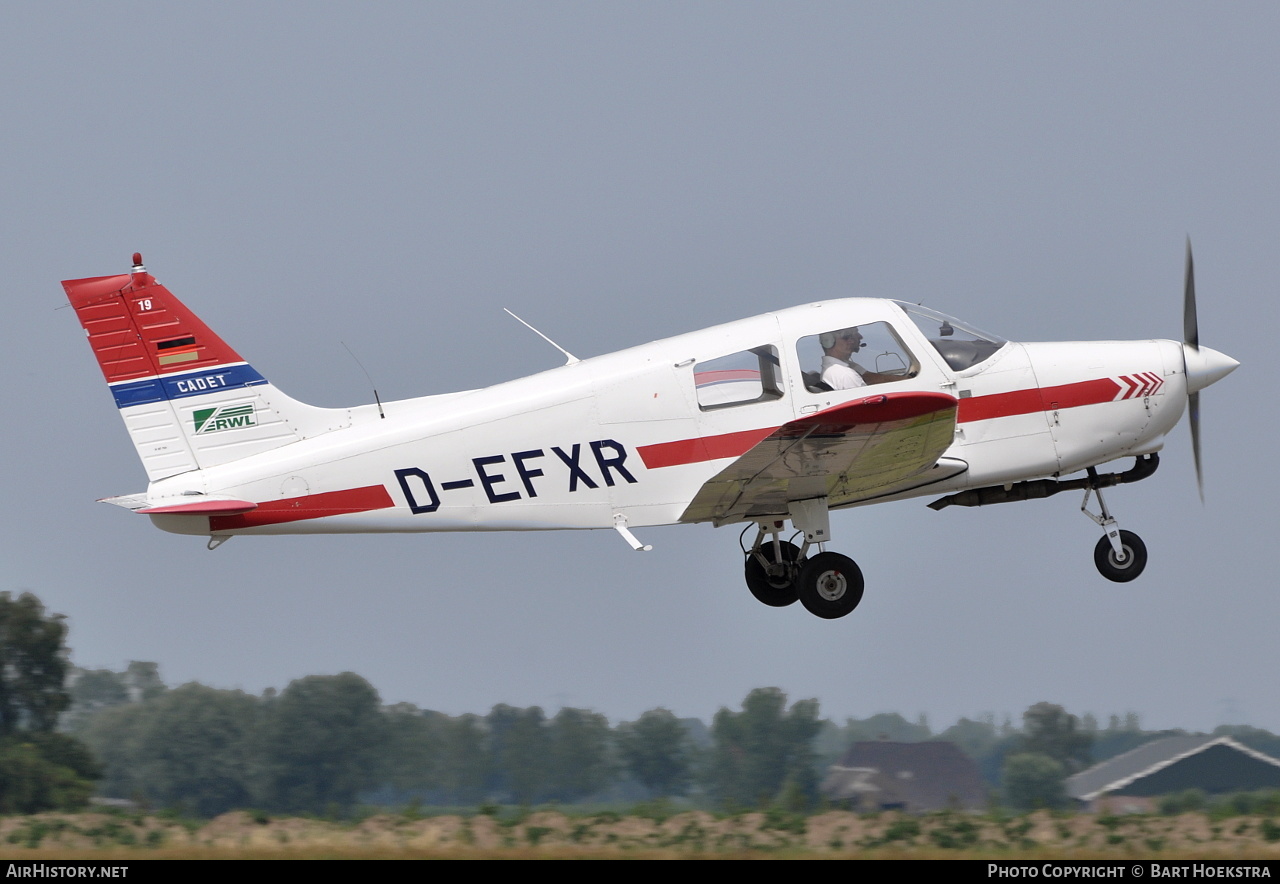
[1066, 735, 1280, 801]
[823, 740, 987, 810]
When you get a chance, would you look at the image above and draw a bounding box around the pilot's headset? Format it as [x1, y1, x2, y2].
[820, 328, 865, 350]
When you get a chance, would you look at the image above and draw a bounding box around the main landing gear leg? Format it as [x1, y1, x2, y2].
[1081, 467, 1148, 582]
[787, 497, 865, 619]
[744, 522, 804, 608]
[754, 498, 865, 619]
[741, 499, 868, 619]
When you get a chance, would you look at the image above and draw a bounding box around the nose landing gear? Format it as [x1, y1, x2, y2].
[1082, 467, 1148, 582]
[1093, 529, 1148, 582]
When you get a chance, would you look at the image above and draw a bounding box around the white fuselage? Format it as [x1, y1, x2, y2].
[144, 299, 1189, 538]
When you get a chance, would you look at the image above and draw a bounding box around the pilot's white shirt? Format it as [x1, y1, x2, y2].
[821, 355, 866, 390]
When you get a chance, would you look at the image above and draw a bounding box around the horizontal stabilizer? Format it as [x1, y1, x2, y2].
[98, 493, 150, 511]
[97, 493, 257, 515]
[135, 499, 257, 515]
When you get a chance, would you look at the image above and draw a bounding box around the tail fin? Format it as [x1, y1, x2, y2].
[65, 254, 349, 481]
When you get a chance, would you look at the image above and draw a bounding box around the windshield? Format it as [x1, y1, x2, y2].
[895, 302, 1007, 371]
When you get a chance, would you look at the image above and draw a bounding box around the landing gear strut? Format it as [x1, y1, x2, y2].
[1082, 467, 1148, 582]
[742, 505, 866, 620]
[930, 455, 1158, 583]
[744, 529, 803, 608]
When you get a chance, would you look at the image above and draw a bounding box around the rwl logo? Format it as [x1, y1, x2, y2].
[194, 404, 256, 434]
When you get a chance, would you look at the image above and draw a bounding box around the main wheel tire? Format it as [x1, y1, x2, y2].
[1094, 530, 1148, 582]
[745, 540, 802, 607]
[797, 552, 864, 619]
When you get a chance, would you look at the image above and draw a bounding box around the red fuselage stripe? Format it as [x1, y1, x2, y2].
[957, 378, 1121, 423]
[638, 427, 775, 470]
[640, 378, 1128, 470]
[638, 393, 956, 469]
[209, 485, 394, 531]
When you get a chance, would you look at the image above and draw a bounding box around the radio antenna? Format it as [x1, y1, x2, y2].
[341, 341, 385, 419]
[503, 308, 579, 365]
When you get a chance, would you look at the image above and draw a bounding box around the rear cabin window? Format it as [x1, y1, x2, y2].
[693, 345, 784, 410]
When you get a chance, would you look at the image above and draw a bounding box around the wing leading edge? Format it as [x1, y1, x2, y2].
[680, 391, 960, 525]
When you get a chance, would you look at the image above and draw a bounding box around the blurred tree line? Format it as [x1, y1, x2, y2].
[66, 658, 1280, 817]
[9, 592, 1280, 818]
[67, 669, 826, 816]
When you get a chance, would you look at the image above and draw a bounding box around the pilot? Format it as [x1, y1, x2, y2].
[820, 327, 869, 389]
[820, 327, 901, 390]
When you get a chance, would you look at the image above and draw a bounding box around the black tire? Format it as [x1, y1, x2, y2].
[797, 552, 864, 619]
[744, 540, 802, 607]
[1094, 530, 1148, 582]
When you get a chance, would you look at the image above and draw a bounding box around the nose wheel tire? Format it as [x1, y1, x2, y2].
[1094, 530, 1148, 583]
[797, 552, 864, 619]
[744, 540, 803, 607]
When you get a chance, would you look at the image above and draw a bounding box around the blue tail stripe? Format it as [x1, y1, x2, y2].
[110, 363, 267, 409]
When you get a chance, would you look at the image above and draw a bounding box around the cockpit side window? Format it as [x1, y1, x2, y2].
[694, 345, 784, 410]
[897, 302, 1007, 371]
[795, 321, 919, 393]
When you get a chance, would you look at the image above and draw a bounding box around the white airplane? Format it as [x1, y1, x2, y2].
[65, 249, 1237, 619]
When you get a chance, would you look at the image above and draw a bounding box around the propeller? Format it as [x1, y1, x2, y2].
[1185, 240, 1202, 500]
[1180, 238, 1239, 501]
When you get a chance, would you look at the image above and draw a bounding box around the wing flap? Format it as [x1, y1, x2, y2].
[680, 391, 958, 524]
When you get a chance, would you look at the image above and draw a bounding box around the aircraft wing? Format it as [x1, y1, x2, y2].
[677, 391, 960, 525]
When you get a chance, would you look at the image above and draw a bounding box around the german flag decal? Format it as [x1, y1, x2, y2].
[156, 335, 198, 366]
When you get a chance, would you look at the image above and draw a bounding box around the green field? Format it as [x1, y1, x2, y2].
[3, 808, 1279, 859]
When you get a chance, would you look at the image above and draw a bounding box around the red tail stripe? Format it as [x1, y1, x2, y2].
[209, 485, 393, 531]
